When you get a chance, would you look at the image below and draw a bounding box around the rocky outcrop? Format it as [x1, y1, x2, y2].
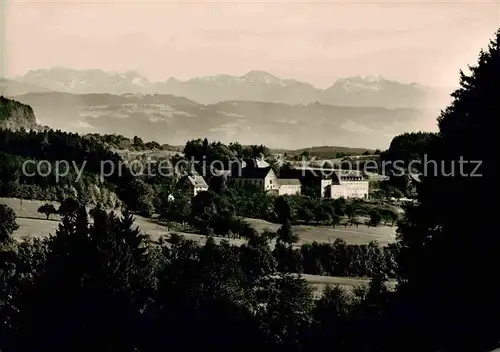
[0, 96, 46, 131]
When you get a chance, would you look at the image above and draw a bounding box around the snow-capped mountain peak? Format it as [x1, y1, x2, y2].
[18, 68, 152, 93]
[330, 75, 389, 92]
[241, 70, 285, 85]
[11, 67, 438, 108]
[358, 74, 384, 83]
[184, 71, 288, 86]
[190, 74, 238, 84]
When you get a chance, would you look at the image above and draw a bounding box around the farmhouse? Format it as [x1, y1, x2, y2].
[329, 170, 369, 199]
[178, 174, 209, 197]
[231, 166, 280, 192]
[277, 179, 302, 196]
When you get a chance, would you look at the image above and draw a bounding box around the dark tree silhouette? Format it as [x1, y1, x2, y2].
[57, 197, 80, 220]
[0, 204, 18, 245]
[369, 210, 382, 227]
[37, 203, 57, 220]
[396, 30, 500, 350]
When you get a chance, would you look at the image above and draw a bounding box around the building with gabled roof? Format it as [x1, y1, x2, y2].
[278, 167, 369, 198]
[178, 174, 209, 197]
[231, 166, 280, 192]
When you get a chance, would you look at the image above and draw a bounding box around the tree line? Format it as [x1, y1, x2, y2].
[32, 194, 399, 280]
[87, 133, 180, 152]
[0, 128, 128, 206]
[0, 124, 399, 225]
[160, 180, 399, 225]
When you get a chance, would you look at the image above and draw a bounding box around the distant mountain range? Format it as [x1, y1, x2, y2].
[0, 67, 451, 149]
[2, 67, 452, 109]
[11, 91, 431, 149]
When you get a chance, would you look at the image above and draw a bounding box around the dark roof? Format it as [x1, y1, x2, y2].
[336, 169, 363, 177]
[338, 176, 364, 181]
[232, 166, 273, 179]
[333, 170, 365, 182]
[279, 168, 328, 180]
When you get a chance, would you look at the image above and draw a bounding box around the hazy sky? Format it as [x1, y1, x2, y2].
[2, 0, 499, 88]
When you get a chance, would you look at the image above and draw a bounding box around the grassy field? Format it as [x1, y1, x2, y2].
[2, 198, 397, 246]
[1, 197, 397, 293]
[300, 273, 396, 297]
[1, 197, 200, 241]
[246, 218, 397, 246]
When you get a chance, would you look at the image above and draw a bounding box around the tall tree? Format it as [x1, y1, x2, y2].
[259, 274, 314, 347]
[0, 204, 19, 246]
[274, 196, 298, 245]
[13, 206, 156, 351]
[396, 30, 500, 350]
[37, 203, 57, 220]
[57, 197, 80, 221]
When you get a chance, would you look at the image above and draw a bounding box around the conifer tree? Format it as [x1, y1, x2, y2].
[396, 30, 500, 350]
[0, 205, 18, 246]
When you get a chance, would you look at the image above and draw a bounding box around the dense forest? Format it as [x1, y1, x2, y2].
[0, 29, 498, 351]
[0, 128, 127, 205]
[0, 205, 396, 351]
[86, 133, 181, 152]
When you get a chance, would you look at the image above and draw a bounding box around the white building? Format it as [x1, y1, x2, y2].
[179, 174, 209, 197]
[329, 171, 369, 199]
[231, 167, 280, 192]
[278, 179, 302, 196]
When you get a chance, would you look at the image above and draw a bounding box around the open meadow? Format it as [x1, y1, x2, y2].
[246, 217, 397, 246]
[2, 197, 397, 246]
[1, 197, 397, 292]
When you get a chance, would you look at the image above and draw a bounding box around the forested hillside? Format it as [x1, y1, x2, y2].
[0, 96, 42, 131]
